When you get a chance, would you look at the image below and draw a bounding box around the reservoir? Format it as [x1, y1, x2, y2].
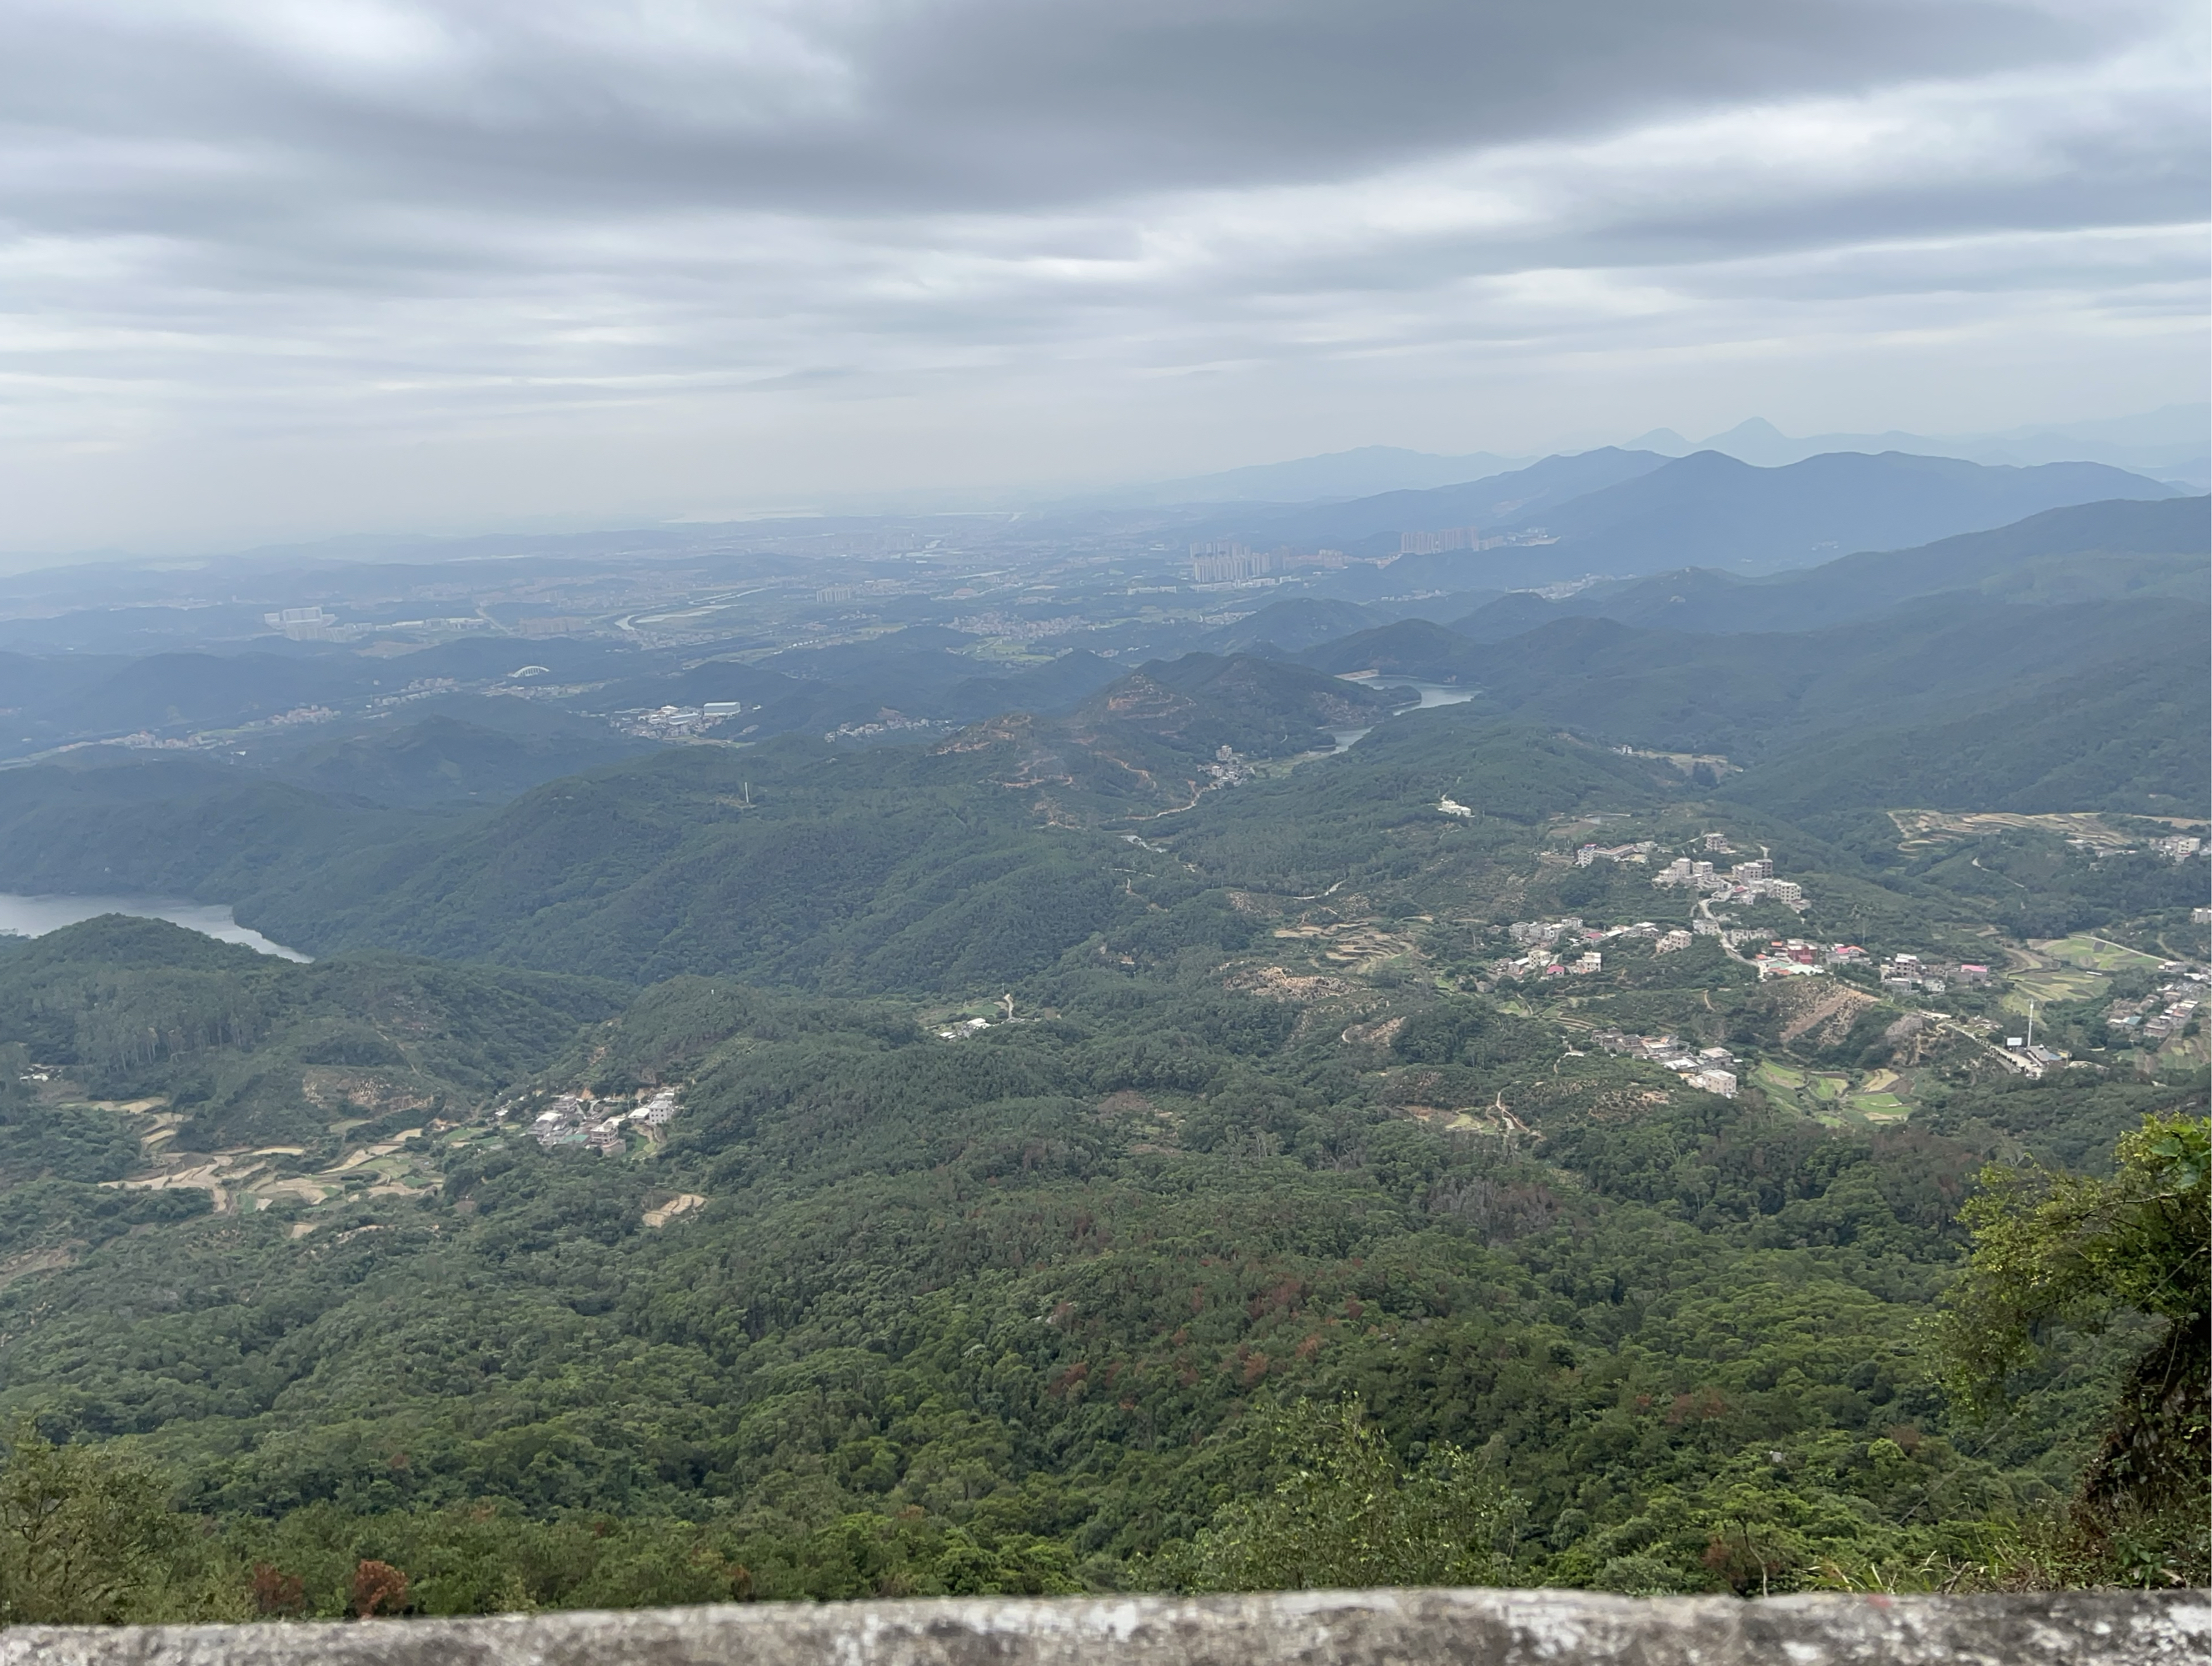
[1375, 678, 1482, 710]
[0, 893, 310, 962]
[1329, 678, 1481, 752]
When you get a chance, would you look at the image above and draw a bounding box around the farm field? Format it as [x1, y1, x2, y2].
[1751, 1060, 1915, 1126]
[1846, 1092, 1910, 1123]
[2035, 934, 2166, 972]
[2006, 966, 2110, 1007]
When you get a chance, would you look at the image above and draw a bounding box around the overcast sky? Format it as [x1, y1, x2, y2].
[2, 0, 2204, 553]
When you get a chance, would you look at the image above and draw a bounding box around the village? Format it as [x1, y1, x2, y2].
[526, 1085, 681, 1154]
[1586, 1030, 1742, 1097]
[1557, 828, 1813, 918]
[1462, 810, 2210, 1135]
[1648, 849, 1806, 910]
[615, 701, 750, 740]
[1487, 915, 1662, 980]
[2105, 967, 2208, 1045]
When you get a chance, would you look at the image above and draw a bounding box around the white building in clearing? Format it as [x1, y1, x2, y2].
[630, 1089, 680, 1127]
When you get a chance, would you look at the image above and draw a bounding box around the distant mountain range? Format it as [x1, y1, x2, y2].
[1234, 447, 2185, 588]
[1627, 404, 2208, 486]
[1065, 403, 2205, 518]
[1079, 403, 2206, 516]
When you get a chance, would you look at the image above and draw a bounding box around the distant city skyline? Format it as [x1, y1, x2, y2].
[2, 1, 2203, 556]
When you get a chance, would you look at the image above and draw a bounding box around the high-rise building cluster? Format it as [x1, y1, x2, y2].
[1396, 526, 1552, 555]
[1188, 541, 1274, 583]
[1188, 541, 1348, 582]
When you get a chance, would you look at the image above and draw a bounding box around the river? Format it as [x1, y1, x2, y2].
[0, 893, 311, 961]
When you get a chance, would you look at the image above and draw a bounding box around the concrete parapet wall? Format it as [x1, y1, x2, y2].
[4, 1588, 2205, 1665]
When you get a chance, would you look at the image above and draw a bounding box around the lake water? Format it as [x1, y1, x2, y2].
[1329, 679, 1481, 752]
[1375, 678, 1481, 710]
[0, 894, 311, 961]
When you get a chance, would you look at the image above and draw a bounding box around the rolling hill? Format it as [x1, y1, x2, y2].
[1300, 589, 2207, 787]
[268, 712, 653, 806]
[1451, 495, 2211, 641]
[1731, 648, 2211, 825]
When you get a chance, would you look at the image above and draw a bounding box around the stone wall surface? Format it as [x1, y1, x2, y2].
[2, 1588, 2204, 1666]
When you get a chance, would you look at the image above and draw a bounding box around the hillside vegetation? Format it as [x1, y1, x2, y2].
[0, 491, 2200, 1623]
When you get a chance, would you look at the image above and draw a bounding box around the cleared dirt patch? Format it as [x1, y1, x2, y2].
[1888, 810, 2141, 851]
[1775, 981, 1876, 1046]
[1225, 965, 1358, 1001]
[0, 1246, 76, 1290]
[1273, 920, 1419, 970]
[301, 1069, 437, 1117]
[644, 1194, 706, 1229]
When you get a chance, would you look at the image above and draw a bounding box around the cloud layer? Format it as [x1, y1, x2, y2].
[1, 0, 2203, 551]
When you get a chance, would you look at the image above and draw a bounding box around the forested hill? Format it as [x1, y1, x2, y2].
[0, 487, 2201, 1620]
[1452, 494, 2211, 641]
[0, 822, 2200, 1610]
[2, 497, 2201, 976]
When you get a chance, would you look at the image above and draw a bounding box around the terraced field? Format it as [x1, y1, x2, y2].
[1752, 1060, 1916, 1126]
[2005, 966, 2109, 1008]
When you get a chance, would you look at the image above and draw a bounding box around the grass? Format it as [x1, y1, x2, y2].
[1849, 1092, 1909, 1115]
[2007, 969, 2107, 1007]
[2035, 934, 2164, 973]
[1755, 1061, 1806, 1090]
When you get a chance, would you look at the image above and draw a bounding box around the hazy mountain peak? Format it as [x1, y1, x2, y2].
[1705, 417, 1791, 443]
[1629, 404, 2208, 484]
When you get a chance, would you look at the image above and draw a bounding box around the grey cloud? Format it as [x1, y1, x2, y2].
[2, 0, 2134, 226]
[0, 0, 2201, 552]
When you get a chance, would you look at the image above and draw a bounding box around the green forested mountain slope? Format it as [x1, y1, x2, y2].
[1085, 653, 1403, 759]
[1309, 598, 2200, 761]
[936, 649, 1125, 722]
[0, 545, 2202, 1620]
[1199, 598, 1380, 656]
[0, 658, 1399, 983]
[270, 714, 652, 807]
[271, 744, 1144, 986]
[1731, 648, 2212, 826]
[0, 917, 623, 1152]
[0, 902, 2197, 1610]
[0, 755, 426, 906]
[1453, 496, 2210, 641]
